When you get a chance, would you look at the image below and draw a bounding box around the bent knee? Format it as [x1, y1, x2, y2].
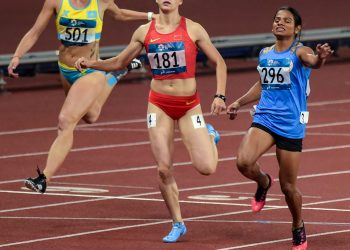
[83, 105, 102, 124]
[280, 182, 299, 196]
[82, 113, 99, 124]
[58, 112, 78, 131]
[236, 155, 255, 174]
[196, 162, 217, 176]
[157, 165, 173, 181]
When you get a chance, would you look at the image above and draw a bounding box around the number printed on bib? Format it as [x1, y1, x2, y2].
[147, 113, 157, 128]
[147, 42, 187, 75]
[258, 58, 293, 90]
[59, 17, 97, 45]
[191, 115, 205, 129]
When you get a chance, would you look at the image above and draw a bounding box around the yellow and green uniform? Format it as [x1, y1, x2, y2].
[56, 0, 103, 46]
[55, 0, 122, 86]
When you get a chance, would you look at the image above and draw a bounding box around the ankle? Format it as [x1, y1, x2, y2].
[292, 220, 304, 230]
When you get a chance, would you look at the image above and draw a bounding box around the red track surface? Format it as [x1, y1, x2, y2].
[1, 59, 350, 249]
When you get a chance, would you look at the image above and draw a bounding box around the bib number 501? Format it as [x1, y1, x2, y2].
[65, 27, 88, 42]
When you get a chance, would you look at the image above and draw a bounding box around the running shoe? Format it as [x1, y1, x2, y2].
[251, 173, 273, 212]
[162, 222, 187, 243]
[292, 222, 308, 250]
[24, 167, 47, 194]
[206, 123, 220, 144]
[127, 58, 142, 71]
[111, 58, 143, 81]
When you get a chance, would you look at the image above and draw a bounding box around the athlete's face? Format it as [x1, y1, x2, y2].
[156, 0, 183, 12]
[272, 10, 301, 39]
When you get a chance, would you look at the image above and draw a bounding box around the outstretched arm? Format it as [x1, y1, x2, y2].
[191, 21, 227, 115]
[104, 0, 156, 21]
[227, 80, 261, 120]
[8, 0, 56, 78]
[75, 25, 146, 72]
[298, 43, 334, 69]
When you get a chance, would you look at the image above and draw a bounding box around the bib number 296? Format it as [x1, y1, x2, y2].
[261, 67, 285, 83]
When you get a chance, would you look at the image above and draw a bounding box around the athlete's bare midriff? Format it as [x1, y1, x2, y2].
[58, 41, 99, 67]
[150, 78, 197, 96]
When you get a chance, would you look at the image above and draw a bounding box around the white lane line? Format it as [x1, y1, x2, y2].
[49, 181, 155, 190]
[0, 220, 171, 248]
[0, 196, 111, 213]
[1, 98, 349, 136]
[2, 217, 350, 227]
[1, 205, 349, 248]
[187, 219, 350, 227]
[78, 128, 149, 132]
[307, 120, 350, 128]
[1, 119, 350, 160]
[307, 132, 350, 136]
[0, 216, 166, 222]
[1, 168, 350, 214]
[0, 207, 274, 248]
[211, 190, 321, 199]
[217, 229, 350, 250]
[0, 140, 152, 159]
[0, 118, 145, 136]
[1, 143, 350, 184]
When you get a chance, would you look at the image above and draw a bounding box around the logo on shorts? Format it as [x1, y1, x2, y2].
[186, 99, 196, 105]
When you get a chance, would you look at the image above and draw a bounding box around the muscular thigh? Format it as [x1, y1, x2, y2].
[238, 127, 275, 163]
[177, 105, 212, 161]
[61, 72, 106, 119]
[59, 73, 71, 95]
[147, 102, 176, 165]
[276, 148, 301, 184]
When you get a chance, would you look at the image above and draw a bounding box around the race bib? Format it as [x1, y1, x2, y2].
[258, 58, 293, 90]
[147, 42, 187, 75]
[300, 111, 309, 124]
[58, 17, 97, 44]
[191, 115, 205, 129]
[147, 113, 157, 128]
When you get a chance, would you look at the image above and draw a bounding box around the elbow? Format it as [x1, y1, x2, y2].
[114, 15, 128, 22]
[108, 60, 125, 72]
[217, 57, 227, 71]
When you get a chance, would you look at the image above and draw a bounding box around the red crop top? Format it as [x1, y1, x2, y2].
[144, 17, 198, 80]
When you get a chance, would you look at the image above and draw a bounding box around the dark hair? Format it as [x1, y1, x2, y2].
[274, 6, 302, 40]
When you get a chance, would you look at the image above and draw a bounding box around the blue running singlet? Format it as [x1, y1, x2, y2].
[253, 42, 312, 139]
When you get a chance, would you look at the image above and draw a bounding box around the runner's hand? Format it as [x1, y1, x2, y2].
[211, 98, 226, 115]
[226, 102, 240, 120]
[75, 57, 90, 71]
[316, 43, 334, 60]
[8, 56, 20, 78]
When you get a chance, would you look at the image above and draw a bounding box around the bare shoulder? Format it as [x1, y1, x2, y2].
[185, 18, 205, 31]
[296, 45, 314, 56]
[133, 22, 152, 41]
[46, 0, 60, 9]
[98, 0, 116, 10]
[185, 18, 208, 41]
[99, 0, 114, 5]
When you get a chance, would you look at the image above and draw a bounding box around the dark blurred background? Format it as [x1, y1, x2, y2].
[1, 0, 349, 54]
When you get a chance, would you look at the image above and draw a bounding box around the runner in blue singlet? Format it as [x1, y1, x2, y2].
[226, 6, 333, 250]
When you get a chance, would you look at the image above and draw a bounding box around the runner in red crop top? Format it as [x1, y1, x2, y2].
[75, 0, 227, 243]
[144, 16, 197, 80]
